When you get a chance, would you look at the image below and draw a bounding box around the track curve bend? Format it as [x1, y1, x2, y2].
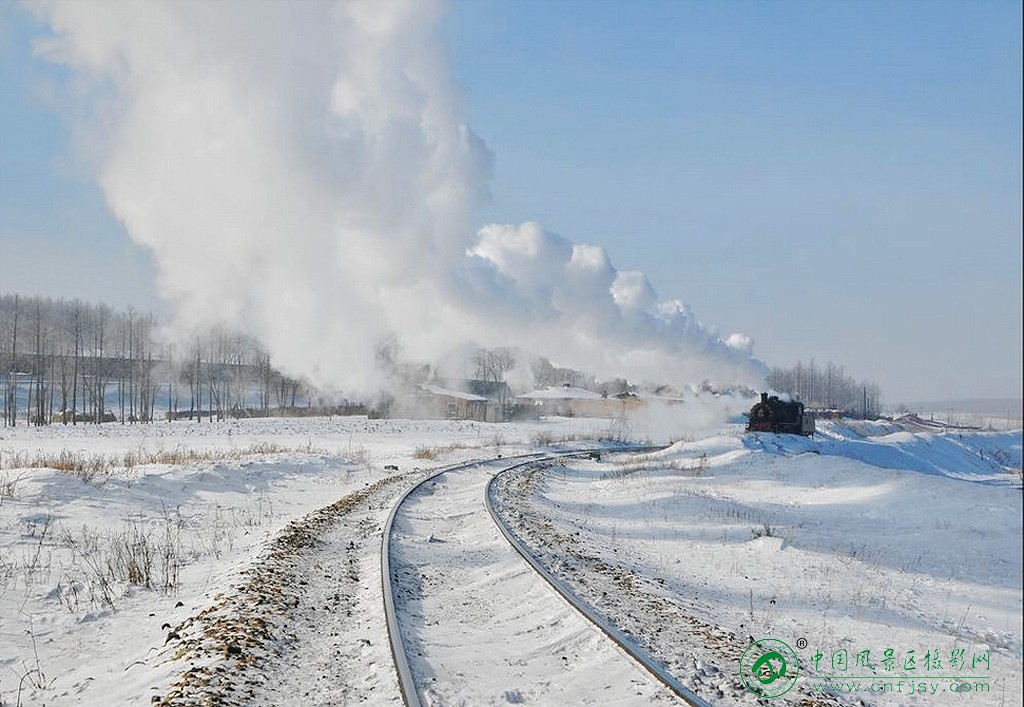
[383, 450, 708, 707]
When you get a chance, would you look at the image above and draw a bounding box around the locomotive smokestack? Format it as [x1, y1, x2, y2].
[761, 392, 768, 404]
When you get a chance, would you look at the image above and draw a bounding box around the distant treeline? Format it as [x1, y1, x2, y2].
[1, 293, 641, 427]
[766, 360, 882, 418]
[0, 294, 352, 426]
[6, 292, 835, 427]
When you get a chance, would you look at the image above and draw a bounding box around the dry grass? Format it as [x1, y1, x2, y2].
[0, 442, 327, 483]
[603, 453, 708, 479]
[530, 425, 639, 447]
[0, 511, 185, 613]
[2, 497, 279, 616]
[57, 513, 184, 612]
[0, 472, 22, 504]
[412, 443, 465, 460]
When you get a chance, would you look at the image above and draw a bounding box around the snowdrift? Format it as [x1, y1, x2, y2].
[745, 420, 1021, 484]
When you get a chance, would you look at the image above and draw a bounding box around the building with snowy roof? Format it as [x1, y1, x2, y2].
[515, 384, 644, 418]
[392, 379, 513, 422]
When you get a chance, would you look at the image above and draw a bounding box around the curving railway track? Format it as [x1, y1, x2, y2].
[382, 450, 712, 707]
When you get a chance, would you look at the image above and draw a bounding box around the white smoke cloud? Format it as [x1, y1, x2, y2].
[29, 0, 765, 394]
[725, 332, 754, 355]
[611, 270, 658, 312]
[459, 222, 763, 386]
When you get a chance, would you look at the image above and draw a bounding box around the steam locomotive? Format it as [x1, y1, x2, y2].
[746, 392, 815, 436]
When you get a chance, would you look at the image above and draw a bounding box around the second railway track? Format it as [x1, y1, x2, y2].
[383, 450, 706, 707]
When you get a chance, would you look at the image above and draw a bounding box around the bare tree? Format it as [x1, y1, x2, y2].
[767, 359, 883, 418]
[32, 298, 46, 425]
[252, 352, 272, 415]
[473, 347, 516, 384]
[5, 295, 19, 426]
[0, 293, 329, 423]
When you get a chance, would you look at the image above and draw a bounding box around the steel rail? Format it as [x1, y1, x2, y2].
[382, 445, 699, 707]
[381, 452, 547, 707]
[484, 452, 714, 707]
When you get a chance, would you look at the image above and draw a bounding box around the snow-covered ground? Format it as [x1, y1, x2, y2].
[0, 414, 1020, 706]
[492, 420, 1022, 705]
[0, 416, 610, 706]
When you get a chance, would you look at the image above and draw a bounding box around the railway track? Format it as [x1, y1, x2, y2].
[382, 449, 712, 707]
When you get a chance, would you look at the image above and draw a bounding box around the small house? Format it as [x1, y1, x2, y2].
[394, 384, 489, 421]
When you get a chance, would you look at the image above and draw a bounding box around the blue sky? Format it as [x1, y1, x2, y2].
[0, 1, 158, 308]
[1, 0, 1021, 403]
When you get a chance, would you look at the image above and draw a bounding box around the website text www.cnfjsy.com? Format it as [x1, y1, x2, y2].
[810, 678, 990, 696]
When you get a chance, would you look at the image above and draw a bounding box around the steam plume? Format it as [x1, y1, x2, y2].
[31, 0, 764, 394]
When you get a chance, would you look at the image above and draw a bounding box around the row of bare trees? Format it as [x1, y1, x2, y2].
[5, 295, 880, 427]
[766, 359, 882, 418]
[0, 294, 320, 426]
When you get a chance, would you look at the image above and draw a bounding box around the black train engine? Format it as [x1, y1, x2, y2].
[746, 392, 815, 435]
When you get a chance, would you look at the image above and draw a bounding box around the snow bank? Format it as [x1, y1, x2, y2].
[746, 421, 1021, 484]
[506, 427, 1022, 706]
